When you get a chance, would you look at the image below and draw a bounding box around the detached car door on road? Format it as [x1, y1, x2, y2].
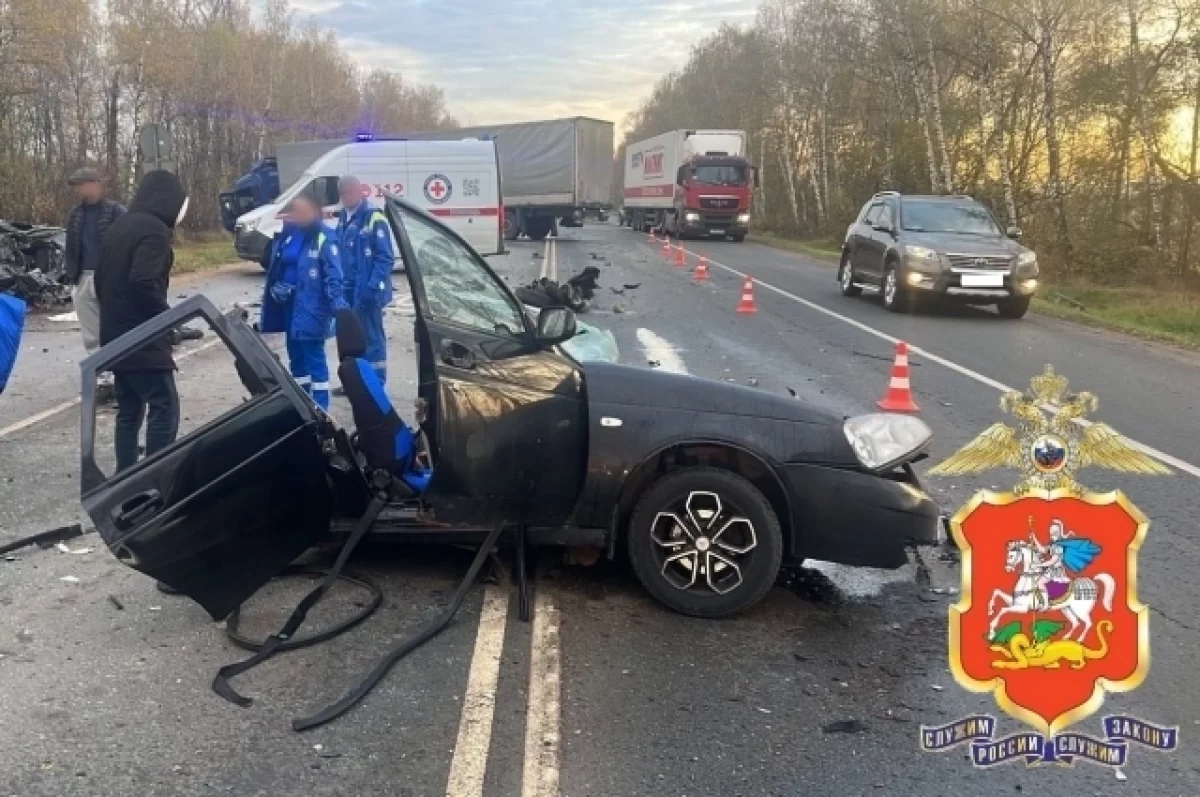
[385, 199, 587, 528]
[78, 298, 336, 620]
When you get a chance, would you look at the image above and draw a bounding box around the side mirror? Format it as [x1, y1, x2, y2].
[872, 223, 894, 236]
[536, 306, 576, 346]
[1006, 226, 1022, 239]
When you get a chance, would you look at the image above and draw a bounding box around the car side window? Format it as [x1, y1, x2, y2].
[307, 176, 339, 206]
[398, 206, 526, 338]
[877, 203, 895, 230]
[862, 203, 882, 226]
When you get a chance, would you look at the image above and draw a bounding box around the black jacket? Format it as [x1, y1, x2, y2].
[64, 199, 124, 283]
[97, 171, 187, 371]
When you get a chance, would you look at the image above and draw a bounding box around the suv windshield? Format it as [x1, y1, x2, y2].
[692, 165, 747, 185]
[901, 200, 1001, 235]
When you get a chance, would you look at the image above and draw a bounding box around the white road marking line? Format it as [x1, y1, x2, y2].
[674, 243, 1200, 481]
[0, 337, 222, 441]
[636, 328, 688, 374]
[522, 588, 561, 797]
[445, 585, 510, 797]
[540, 238, 551, 280]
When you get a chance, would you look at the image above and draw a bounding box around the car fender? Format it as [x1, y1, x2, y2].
[607, 436, 795, 553]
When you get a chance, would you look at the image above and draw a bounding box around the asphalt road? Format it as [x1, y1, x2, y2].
[1, 222, 1198, 796]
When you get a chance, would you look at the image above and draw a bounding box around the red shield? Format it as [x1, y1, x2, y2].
[949, 490, 1149, 735]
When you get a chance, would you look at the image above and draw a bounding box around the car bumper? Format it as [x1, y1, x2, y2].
[903, 265, 1038, 300]
[780, 463, 942, 568]
[680, 213, 749, 236]
[235, 228, 270, 263]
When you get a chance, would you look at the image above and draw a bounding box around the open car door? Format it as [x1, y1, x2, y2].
[79, 296, 338, 620]
[384, 198, 587, 527]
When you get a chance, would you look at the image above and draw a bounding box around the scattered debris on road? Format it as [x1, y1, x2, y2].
[0, 522, 84, 557]
[108, 594, 125, 611]
[822, 719, 868, 734]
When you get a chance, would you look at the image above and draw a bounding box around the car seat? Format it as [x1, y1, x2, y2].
[335, 308, 431, 494]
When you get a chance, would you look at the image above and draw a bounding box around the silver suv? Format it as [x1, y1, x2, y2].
[838, 193, 1039, 318]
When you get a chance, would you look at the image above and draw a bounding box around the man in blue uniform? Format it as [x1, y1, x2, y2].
[336, 176, 394, 382]
[261, 193, 348, 410]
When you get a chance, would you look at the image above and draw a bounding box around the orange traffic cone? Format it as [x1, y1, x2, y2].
[673, 245, 687, 268]
[647, 229, 656, 243]
[661, 240, 671, 258]
[877, 341, 920, 412]
[736, 277, 757, 314]
[694, 256, 709, 281]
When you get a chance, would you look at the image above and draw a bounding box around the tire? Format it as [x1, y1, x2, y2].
[998, 295, 1031, 319]
[838, 253, 862, 297]
[730, 234, 746, 243]
[503, 210, 520, 241]
[882, 263, 909, 313]
[525, 217, 552, 241]
[627, 468, 784, 618]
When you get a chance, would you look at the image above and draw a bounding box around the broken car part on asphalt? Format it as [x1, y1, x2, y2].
[0, 220, 69, 307]
[74, 198, 944, 729]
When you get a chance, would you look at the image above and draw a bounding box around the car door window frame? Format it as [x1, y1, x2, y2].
[385, 198, 533, 348]
[862, 203, 883, 227]
[79, 296, 318, 493]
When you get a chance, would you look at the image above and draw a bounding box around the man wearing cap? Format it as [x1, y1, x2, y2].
[336, 176, 394, 383]
[65, 168, 124, 389]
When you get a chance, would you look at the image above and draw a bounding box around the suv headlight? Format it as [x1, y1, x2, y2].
[844, 413, 933, 472]
[684, 212, 700, 223]
[736, 213, 750, 224]
[1017, 250, 1038, 273]
[904, 244, 939, 260]
[240, 218, 259, 233]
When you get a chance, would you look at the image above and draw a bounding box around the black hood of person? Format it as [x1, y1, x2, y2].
[130, 170, 187, 227]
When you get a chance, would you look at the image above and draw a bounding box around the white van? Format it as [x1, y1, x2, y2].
[234, 138, 504, 264]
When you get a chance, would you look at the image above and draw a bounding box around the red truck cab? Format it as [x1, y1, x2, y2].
[673, 155, 754, 241]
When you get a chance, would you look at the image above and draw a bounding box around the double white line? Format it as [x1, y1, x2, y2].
[444, 585, 562, 797]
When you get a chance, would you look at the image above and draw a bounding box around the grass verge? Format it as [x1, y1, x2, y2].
[174, 233, 237, 274]
[750, 231, 841, 263]
[1033, 285, 1200, 350]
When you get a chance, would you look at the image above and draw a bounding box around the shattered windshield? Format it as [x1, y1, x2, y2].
[395, 204, 526, 337]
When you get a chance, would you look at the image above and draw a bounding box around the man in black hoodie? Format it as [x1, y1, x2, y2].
[96, 170, 189, 472]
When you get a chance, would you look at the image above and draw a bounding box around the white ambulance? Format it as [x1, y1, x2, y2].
[233, 137, 504, 264]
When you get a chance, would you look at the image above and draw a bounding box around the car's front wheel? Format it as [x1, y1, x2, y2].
[997, 295, 1031, 319]
[628, 468, 783, 618]
[839, 253, 862, 297]
[882, 263, 909, 313]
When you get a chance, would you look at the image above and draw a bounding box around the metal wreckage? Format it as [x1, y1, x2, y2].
[0, 220, 71, 307]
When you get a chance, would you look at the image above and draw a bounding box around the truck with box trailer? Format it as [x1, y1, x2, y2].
[409, 117, 613, 240]
[622, 129, 756, 241]
[223, 117, 614, 252]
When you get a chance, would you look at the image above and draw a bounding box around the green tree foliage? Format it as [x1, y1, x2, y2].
[625, 0, 1200, 283]
[0, 0, 456, 229]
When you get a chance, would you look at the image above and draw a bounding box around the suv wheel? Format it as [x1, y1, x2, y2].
[627, 468, 783, 618]
[882, 264, 909, 313]
[839, 253, 862, 297]
[997, 295, 1031, 319]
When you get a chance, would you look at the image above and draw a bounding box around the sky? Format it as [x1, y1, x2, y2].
[287, 0, 758, 133]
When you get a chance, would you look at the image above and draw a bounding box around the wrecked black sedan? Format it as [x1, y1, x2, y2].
[79, 197, 941, 621]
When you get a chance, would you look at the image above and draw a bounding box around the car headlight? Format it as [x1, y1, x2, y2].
[844, 413, 933, 472]
[241, 218, 259, 233]
[736, 213, 750, 224]
[904, 244, 939, 260]
[685, 212, 700, 223]
[1017, 250, 1038, 274]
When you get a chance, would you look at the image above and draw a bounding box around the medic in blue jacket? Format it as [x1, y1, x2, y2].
[260, 193, 348, 410]
[336, 176, 394, 382]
